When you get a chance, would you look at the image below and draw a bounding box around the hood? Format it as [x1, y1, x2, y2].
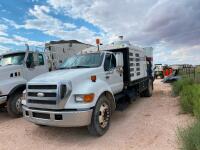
[30, 68, 101, 83]
[0, 65, 22, 81]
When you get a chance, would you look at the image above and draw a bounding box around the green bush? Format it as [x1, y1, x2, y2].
[192, 85, 200, 119]
[178, 121, 200, 150]
[172, 78, 194, 96]
[179, 84, 200, 115]
[176, 78, 200, 150]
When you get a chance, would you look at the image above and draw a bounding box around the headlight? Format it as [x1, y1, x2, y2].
[75, 94, 95, 103]
[22, 90, 27, 100]
[21, 90, 27, 105]
[60, 81, 72, 99]
[60, 84, 67, 99]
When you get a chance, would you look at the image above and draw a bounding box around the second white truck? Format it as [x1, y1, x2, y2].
[0, 40, 91, 117]
[22, 39, 154, 136]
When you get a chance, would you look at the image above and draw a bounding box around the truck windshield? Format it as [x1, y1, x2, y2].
[0, 53, 25, 66]
[60, 53, 104, 69]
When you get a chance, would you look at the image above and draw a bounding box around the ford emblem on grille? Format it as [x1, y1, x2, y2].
[37, 92, 45, 97]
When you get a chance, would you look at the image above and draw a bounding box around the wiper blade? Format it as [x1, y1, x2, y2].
[59, 65, 92, 69]
[59, 67, 70, 70]
[70, 65, 92, 68]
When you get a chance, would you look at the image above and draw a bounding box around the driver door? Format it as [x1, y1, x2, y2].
[104, 53, 123, 94]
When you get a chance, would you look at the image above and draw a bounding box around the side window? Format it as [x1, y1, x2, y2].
[104, 54, 116, 71]
[38, 54, 44, 65]
[111, 54, 116, 68]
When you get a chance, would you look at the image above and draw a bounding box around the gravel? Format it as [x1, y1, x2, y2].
[0, 80, 191, 150]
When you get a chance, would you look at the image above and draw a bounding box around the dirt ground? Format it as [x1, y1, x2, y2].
[0, 79, 191, 150]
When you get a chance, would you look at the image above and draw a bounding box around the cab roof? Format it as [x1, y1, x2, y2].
[0, 50, 44, 56]
[83, 43, 144, 53]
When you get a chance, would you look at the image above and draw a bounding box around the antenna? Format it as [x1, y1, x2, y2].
[25, 43, 29, 52]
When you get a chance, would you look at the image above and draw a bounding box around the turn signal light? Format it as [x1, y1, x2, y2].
[83, 94, 95, 102]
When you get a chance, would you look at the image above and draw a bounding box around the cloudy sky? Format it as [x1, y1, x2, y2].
[0, 0, 199, 64]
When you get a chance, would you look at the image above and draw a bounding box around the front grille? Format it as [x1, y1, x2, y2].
[27, 84, 58, 108]
[28, 92, 57, 97]
[28, 85, 57, 89]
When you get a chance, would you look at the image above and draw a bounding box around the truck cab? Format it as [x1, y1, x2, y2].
[0, 50, 48, 117]
[154, 64, 164, 79]
[22, 42, 153, 136]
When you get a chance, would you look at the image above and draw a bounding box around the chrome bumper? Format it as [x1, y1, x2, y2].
[22, 105, 93, 127]
[0, 96, 7, 105]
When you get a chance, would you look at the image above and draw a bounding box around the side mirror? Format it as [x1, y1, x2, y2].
[115, 53, 123, 73]
[115, 53, 123, 67]
[25, 52, 39, 68]
[26, 60, 36, 68]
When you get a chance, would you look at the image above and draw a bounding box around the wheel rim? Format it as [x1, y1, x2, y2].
[98, 102, 110, 128]
[16, 95, 22, 113]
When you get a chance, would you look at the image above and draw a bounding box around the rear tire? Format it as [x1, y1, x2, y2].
[7, 92, 23, 118]
[141, 79, 153, 97]
[88, 95, 111, 136]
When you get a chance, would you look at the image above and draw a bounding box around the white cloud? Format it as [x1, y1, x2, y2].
[0, 45, 10, 54]
[5, 5, 99, 43]
[2, 1, 200, 64]
[2, 18, 23, 29]
[0, 35, 43, 46]
[47, 0, 200, 64]
[0, 24, 8, 36]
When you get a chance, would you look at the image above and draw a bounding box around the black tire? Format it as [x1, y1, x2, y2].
[7, 92, 23, 118]
[141, 79, 153, 97]
[35, 124, 46, 127]
[88, 95, 111, 136]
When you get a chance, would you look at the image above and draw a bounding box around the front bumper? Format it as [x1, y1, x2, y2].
[22, 105, 93, 127]
[0, 96, 7, 105]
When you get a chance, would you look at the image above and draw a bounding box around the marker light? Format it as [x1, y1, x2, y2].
[96, 39, 100, 45]
[91, 75, 96, 82]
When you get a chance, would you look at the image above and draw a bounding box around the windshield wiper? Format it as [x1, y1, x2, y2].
[59, 65, 92, 70]
[5, 64, 13, 66]
[59, 67, 71, 70]
[70, 65, 92, 68]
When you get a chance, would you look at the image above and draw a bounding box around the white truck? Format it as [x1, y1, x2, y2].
[0, 40, 91, 117]
[22, 39, 154, 136]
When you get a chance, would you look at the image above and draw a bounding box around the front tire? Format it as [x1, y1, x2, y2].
[88, 95, 111, 136]
[7, 92, 23, 118]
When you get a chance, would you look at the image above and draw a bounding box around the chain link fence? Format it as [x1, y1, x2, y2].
[179, 66, 200, 82]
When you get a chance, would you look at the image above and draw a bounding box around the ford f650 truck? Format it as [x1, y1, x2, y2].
[22, 40, 153, 136]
